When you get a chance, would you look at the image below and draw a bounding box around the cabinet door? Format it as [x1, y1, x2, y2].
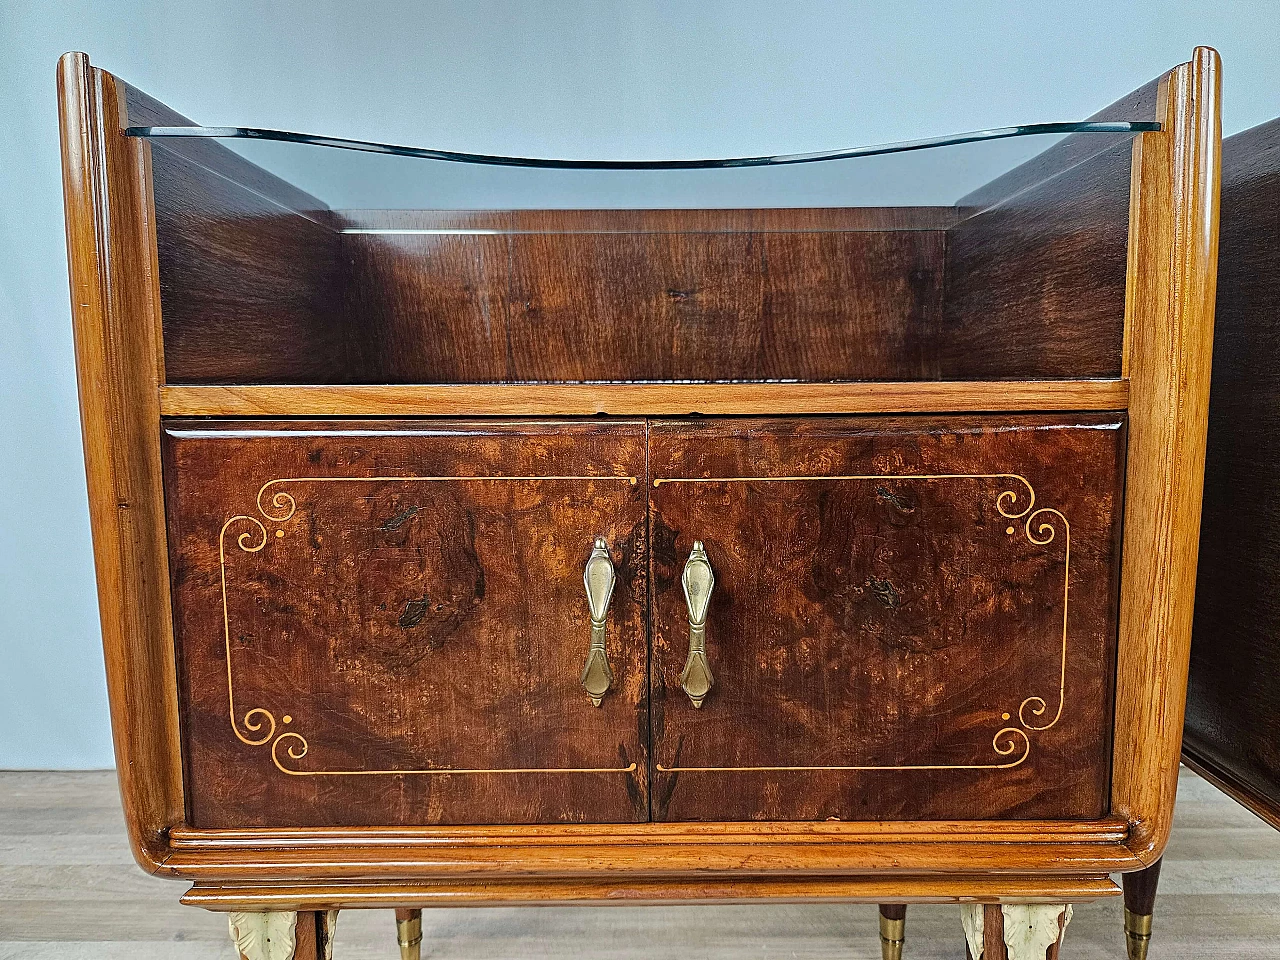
[164, 420, 648, 827]
[649, 415, 1125, 821]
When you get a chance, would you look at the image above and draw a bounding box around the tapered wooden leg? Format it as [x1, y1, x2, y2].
[395, 908, 423, 960]
[1123, 858, 1162, 960]
[302, 911, 338, 960]
[878, 904, 907, 960]
[960, 904, 1071, 959]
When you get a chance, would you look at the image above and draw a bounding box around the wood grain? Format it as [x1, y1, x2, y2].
[122, 66, 356, 388]
[942, 142, 1132, 380]
[1122, 858, 1161, 916]
[1181, 751, 1280, 832]
[163, 420, 649, 827]
[56, 52, 183, 873]
[166, 817, 1129, 846]
[1111, 46, 1222, 866]
[648, 416, 1125, 822]
[151, 142, 350, 384]
[157, 380, 1130, 418]
[179, 876, 1120, 911]
[342, 225, 948, 383]
[1182, 117, 1280, 829]
[121, 79, 330, 218]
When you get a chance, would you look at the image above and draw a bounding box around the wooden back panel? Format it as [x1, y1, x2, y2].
[337, 210, 950, 383]
[151, 149, 1139, 386]
[1183, 117, 1280, 829]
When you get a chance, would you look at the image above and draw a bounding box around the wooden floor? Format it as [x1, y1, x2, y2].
[1, 768, 1277, 959]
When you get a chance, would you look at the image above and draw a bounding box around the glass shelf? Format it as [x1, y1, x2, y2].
[126, 122, 1156, 210]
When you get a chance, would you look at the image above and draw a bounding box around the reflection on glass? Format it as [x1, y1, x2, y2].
[127, 122, 1155, 210]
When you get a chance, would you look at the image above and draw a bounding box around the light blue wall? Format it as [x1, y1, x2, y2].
[1, 1, 1277, 768]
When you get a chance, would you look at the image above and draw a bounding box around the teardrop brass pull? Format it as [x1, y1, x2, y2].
[680, 540, 715, 708]
[580, 537, 616, 707]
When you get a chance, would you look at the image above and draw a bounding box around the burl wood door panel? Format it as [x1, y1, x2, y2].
[649, 415, 1125, 821]
[163, 420, 649, 827]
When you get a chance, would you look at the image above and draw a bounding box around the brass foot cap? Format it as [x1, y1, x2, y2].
[396, 916, 423, 960]
[1123, 908, 1152, 960]
[879, 916, 905, 960]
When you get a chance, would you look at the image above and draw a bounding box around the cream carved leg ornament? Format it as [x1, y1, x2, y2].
[961, 904, 1072, 960]
[229, 913, 297, 960]
[230, 911, 338, 960]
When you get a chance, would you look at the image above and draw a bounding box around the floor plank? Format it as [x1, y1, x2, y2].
[0, 767, 1277, 958]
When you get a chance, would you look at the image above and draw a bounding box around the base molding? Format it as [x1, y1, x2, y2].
[183, 874, 1121, 911]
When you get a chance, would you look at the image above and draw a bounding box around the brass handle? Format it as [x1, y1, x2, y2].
[680, 540, 715, 708]
[580, 537, 616, 706]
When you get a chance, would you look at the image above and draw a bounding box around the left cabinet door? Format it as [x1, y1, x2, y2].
[163, 420, 650, 827]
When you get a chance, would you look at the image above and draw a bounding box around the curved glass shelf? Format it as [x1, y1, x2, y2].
[125, 121, 1157, 169]
[126, 121, 1157, 210]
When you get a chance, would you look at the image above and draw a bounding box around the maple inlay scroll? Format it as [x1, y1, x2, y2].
[219, 477, 640, 778]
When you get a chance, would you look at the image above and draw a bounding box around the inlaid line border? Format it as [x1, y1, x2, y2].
[219, 475, 640, 777]
[652, 473, 1070, 774]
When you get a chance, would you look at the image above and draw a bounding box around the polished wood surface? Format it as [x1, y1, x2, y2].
[1183, 117, 1280, 828]
[336, 208, 963, 232]
[160, 815, 1137, 885]
[56, 52, 184, 873]
[157, 196, 1129, 385]
[157, 379, 1130, 418]
[1122, 858, 1161, 916]
[129, 72, 352, 386]
[164, 421, 649, 826]
[943, 141, 1132, 380]
[1111, 46, 1221, 865]
[181, 876, 1118, 911]
[155, 821, 1144, 882]
[343, 222, 947, 383]
[1182, 752, 1280, 832]
[121, 80, 329, 217]
[151, 141, 349, 384]
[649, 416, 1124, 821]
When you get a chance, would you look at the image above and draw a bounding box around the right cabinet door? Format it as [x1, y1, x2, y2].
[648, 415, 1125, 821]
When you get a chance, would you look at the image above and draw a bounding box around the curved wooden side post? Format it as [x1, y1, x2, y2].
[1113, 45, 1221, 864]
[57, 51, 183, 872]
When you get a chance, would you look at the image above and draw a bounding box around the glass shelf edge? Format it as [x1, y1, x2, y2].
[123, 121, 1160, 170]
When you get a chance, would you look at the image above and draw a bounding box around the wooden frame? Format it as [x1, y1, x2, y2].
[58, 47, 1220, 909]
